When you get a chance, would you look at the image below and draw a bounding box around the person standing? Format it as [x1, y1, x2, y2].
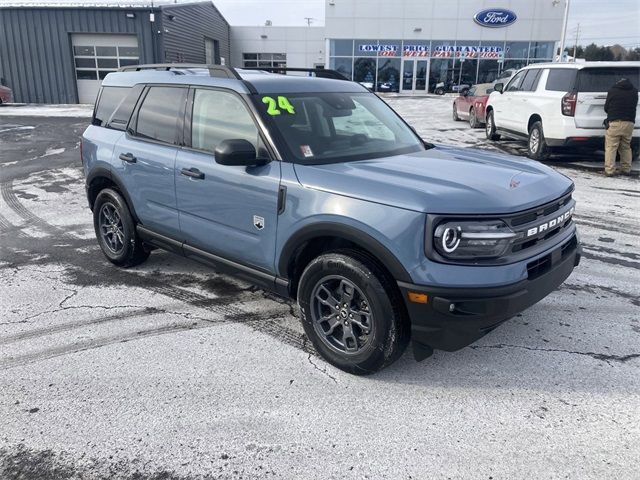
[604, 78, 638, 176]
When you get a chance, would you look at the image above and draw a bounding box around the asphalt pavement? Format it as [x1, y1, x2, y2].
[0, 100, 638, 479]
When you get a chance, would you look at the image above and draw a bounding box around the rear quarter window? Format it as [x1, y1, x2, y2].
[577, 67, 640, 92]
[93, 86, 129, 127]
[545, 69, 577, 92]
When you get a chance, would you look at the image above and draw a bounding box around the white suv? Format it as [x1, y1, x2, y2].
[485, 62, 640, 160]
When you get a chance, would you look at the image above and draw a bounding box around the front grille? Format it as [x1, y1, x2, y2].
[509, 194, 572, 227]
[508, 194, 575, 255]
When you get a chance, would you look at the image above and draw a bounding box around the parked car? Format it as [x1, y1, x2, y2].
[376, 81, 399, 93]
[82, 64, 581, 374]
[453, 83, 494, 128]
[485, 61, 640, 160]
[0, 83, 12, 104]
[434, 80, 470, 95]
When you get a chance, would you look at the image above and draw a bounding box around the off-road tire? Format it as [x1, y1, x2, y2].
[297, 250, 410, 375]
[527, 121, 550, 161]
[485, 110, 500, 140]
[93, 188, 150, 267]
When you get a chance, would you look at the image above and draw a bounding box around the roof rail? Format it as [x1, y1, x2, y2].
[118, 63, 242, 80]
[243, 67, 349, 81]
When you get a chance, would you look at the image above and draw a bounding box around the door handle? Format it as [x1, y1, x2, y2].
[181, 167, 205, 180]
[119, 152, 137, 163]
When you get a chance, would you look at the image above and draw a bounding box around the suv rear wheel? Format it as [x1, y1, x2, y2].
[93, 188, 150, 267]
[297, 251, 410, 375]
[528, 121, 550, 161]
[485, 110, 500, 140]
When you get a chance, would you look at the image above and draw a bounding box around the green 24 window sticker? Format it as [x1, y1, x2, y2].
[262, 96, 295, 115]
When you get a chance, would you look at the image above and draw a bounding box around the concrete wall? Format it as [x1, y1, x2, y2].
[324, 0, 564, 42]
[230, 26, 326, 68]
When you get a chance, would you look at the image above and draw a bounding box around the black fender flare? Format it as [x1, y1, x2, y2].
[86, 167, 140, 224]
[277, 221, 413, 283]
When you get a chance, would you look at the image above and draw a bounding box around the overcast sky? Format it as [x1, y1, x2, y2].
[8, 0, 639, 47]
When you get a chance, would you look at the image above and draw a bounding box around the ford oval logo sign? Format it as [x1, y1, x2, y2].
[474, 9, 517, 28]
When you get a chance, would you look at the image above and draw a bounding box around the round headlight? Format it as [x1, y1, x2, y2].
[441, 226, 461, 253]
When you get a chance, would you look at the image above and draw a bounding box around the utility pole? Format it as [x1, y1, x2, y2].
[572, 23, 580, 61]
[557, 0, 571, 62]
[304, 17, 314, 27]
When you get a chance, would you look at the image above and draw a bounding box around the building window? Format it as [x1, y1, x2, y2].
[529, 41, 554, 60]
[330, 40, 354, 56]
[504, 42, 530, 59]
[329, 57, 353, 80]
[243, 53, 286, 68]
[74, 45, 139, 80]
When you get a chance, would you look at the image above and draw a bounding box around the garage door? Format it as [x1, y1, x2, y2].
[72, 34, 139, 104]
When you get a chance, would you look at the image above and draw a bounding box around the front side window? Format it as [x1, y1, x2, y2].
[505, 70, 527, 92]
[135, 86, 187, 144]
[191, 89, 259, 153]
[257, 92, 424, 164]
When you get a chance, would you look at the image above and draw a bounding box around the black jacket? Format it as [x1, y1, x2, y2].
[604, 78, 638, 123]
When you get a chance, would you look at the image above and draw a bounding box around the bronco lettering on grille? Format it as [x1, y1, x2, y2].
[526, 207, 574, 238]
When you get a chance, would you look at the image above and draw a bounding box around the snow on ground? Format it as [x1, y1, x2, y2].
[0, 104, 93, 117]
[0, 98, 638, 480]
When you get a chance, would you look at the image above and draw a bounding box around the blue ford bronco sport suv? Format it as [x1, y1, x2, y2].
[82, 64, 581, 374]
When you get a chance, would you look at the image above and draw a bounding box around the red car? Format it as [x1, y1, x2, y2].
[453, 83, 493, 128]
[0, 84, 12, 104]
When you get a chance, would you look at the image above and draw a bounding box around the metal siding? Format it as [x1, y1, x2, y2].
[0, 7, 156, 103]
[160, 3, 231, 65]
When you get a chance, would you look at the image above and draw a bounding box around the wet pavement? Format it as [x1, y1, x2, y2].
[0, 101, 638, 479]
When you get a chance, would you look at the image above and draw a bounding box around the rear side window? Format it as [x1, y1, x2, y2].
[577, 68, 640, 92]
[521, 69, 542, 92]
[545, 69, 577, 92]
[93, 86, 129, 127]
[134, 86, 187, 144]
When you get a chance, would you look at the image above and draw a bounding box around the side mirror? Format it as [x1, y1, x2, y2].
[494, 83, 504, 93]
[214, 139, 267, 166]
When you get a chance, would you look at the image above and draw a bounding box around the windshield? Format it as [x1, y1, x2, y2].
[256, 92, 425, 164]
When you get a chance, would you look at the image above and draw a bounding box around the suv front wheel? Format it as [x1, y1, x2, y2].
[528, 121, 550, 160]
[93, 188, 150, 267]
[297, 251, 410, 375]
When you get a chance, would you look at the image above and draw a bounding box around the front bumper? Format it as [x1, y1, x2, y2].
[399, 234, 581, 360]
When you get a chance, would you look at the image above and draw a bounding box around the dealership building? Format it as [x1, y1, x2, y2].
[0, 0, 564, 103]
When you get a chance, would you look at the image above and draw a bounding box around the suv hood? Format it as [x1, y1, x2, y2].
[293, 146, 573, 215]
